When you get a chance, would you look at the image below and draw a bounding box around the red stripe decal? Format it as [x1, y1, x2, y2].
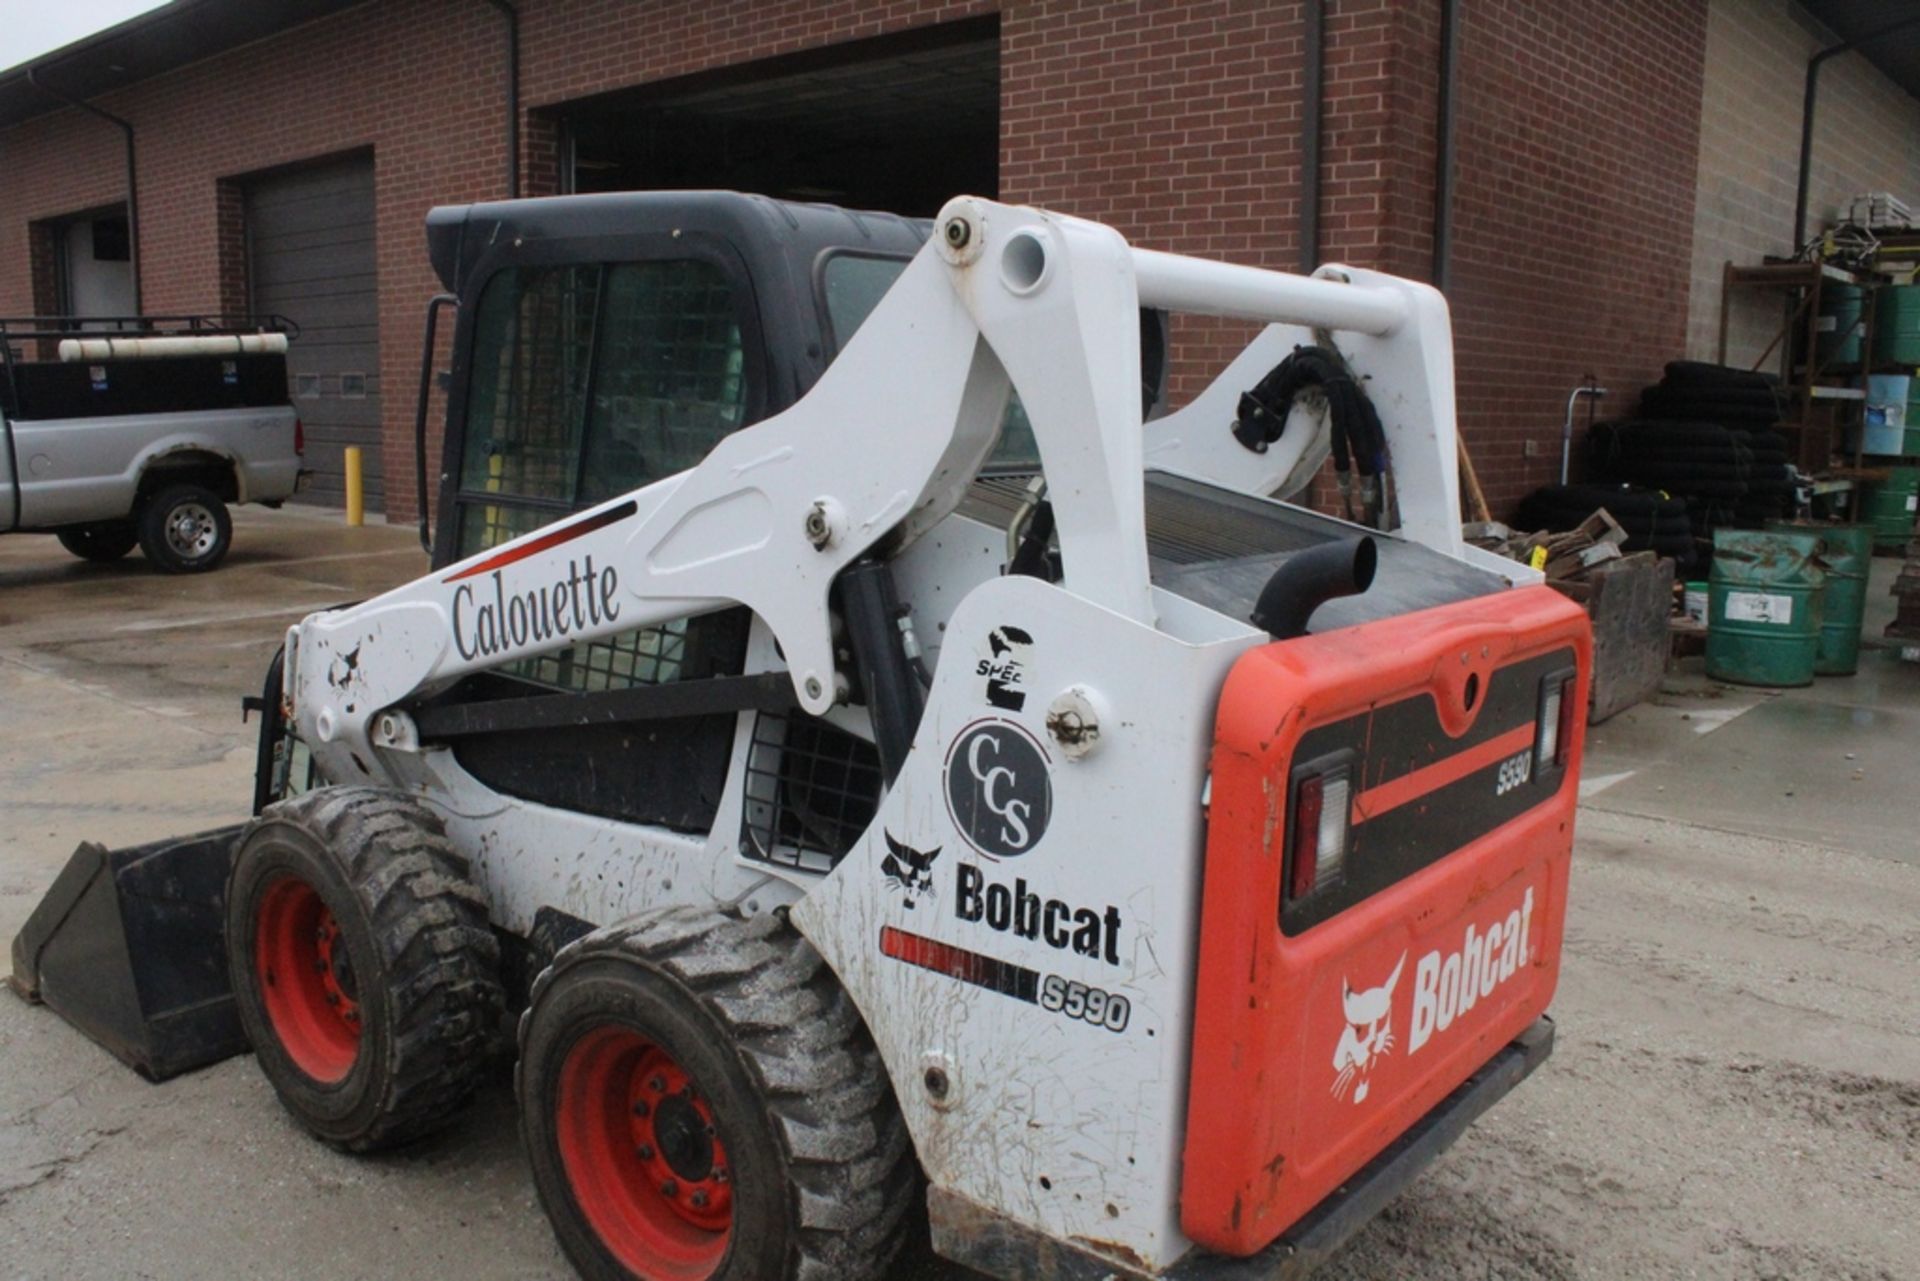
[1351, 722, 1536, 823]
[880, 927, 1040, 1002]
[443, 500, 638, 583]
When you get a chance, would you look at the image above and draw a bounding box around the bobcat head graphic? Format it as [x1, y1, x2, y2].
[1332, 952, 1404, 1104]
[881, 832, 940, 908]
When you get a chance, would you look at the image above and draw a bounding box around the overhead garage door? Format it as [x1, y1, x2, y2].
[247, 154, 381, 510]
[563, 19, 998, 218]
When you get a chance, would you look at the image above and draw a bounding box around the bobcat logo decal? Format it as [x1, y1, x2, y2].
[881, 833, 941, 908]
[1332, 953, 1404, 1103]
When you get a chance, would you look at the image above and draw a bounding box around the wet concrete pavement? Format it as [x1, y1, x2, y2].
[3, 509, 1917, 1279]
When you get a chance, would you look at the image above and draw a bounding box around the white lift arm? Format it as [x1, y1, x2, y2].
[286, 196, 1477, 781]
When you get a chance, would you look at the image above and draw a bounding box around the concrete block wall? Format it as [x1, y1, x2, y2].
[1688, 0, 1920, 368]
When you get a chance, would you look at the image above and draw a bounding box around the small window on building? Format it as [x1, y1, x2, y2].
[340, 372, 367, 398]
[295, 372, 321, 399]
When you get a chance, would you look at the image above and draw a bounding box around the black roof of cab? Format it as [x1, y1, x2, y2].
[424, 190, 931, 412]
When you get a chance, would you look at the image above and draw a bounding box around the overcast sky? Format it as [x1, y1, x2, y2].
[0, 0, 170, 76]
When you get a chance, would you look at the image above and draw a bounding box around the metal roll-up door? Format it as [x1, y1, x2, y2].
[247, 154, 380, 510]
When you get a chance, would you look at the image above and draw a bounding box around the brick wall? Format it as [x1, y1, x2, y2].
[0, 0, 984, 524]
[1, 0, 1712, 524]
[1688, 0, 1920, 368]
[1440, 0, 1707, 515]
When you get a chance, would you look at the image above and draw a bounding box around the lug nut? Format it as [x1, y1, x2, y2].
[661, 1179, 679, 1198]
[632, 1100, 650, 1118]
[648, 1076, 666, 1092]
[636, 1143, 654, 1160]
[691, 1190, 709, 1209]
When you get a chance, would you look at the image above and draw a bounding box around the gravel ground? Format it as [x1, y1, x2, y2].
[3, 512, 1916, 1280]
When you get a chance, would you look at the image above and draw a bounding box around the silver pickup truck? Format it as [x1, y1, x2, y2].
[2, 316, 304, 573]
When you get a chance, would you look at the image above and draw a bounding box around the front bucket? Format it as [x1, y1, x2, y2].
[7, 826, 250, 1082]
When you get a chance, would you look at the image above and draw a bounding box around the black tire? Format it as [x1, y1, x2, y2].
[138, 482, 233, 573]
[1602, 419, 1737, 447]
[56, 521, 138, 562]
[1661, 360, 1780, 390]
[226, 786, 504, 1152]
[1645, 385, 1784, 411]
[518, 909, 916, 1281]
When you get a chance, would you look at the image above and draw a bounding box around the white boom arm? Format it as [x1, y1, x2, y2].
[287, 196, 1478, 781]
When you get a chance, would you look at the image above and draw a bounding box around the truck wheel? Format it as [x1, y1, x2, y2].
[518, 910, 916, 1281]
[226, 786, 505, 1151]
[138, 483, 232, 573]
[56, 522, 139, 562]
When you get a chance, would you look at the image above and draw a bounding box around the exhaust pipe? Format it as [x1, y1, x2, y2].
[1251, 535, 1378, 640]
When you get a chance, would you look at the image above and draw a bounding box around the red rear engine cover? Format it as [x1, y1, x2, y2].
[1182, 584, 1591, 1255]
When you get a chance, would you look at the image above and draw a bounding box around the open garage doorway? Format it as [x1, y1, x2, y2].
[558, 18, 998, 218]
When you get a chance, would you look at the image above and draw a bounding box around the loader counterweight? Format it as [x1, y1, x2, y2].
[1182, 585, 1590, 1255]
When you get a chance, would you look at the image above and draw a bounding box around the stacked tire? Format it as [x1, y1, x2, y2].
[1514, 482, 1697, 570]
[1638, 360, 1786, 431]
[1622, 361, 1795, 527]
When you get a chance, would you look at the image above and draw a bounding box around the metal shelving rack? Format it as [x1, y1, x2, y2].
[1717, 259, 1876, 475]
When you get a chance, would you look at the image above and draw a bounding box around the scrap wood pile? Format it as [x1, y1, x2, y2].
[1514, 482, 1697, 571]
[1467, 505, 1665, 601]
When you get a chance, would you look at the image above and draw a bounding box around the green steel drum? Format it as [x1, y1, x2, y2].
[1769, 521, 1872, 675]
[1817, 283, 1865, 369]
[1874, 284, 1920, 366]
[1706, 529, 1825, 688]
[1862, 466, 1919, 550]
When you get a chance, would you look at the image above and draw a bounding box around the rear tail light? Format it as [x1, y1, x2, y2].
[1288, 759, 1352, 900]
[1555, 675, 1577, 766]
[1536, 671, 1579, 772]
[294, 419, 305, 457]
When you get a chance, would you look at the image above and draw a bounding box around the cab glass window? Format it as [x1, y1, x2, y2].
[819, 251, 1038, 471]
[450, 257, 750, 694]
[457, 258, 748, 550]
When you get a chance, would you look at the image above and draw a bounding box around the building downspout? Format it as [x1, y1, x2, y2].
[483, 0, 521, 198]
[26, 67, 141, 313]
[1299, 0, 1324, 274]
[1793, 12, 1920, 252]
[1431, 0, 1460, 291]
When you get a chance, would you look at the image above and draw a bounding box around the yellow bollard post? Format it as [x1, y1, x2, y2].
[344, 446, 365, 527]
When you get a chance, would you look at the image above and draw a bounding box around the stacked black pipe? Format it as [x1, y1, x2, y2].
[1604, 361, 1794, 531]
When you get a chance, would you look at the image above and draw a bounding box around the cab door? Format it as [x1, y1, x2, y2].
[425, 242, 768, 831]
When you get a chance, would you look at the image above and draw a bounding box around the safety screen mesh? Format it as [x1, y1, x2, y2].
[450, 257, 751, 694]
[580, 261, 745, 502]
[740, 713, 882, 872]
[460, 265, 599, 506]
[513, 619, 690, 692]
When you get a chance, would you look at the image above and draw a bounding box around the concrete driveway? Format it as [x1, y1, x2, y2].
[3, 508, 1917, 1280]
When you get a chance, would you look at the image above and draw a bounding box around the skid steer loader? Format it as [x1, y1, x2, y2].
[9, 191, 1588, 1281]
